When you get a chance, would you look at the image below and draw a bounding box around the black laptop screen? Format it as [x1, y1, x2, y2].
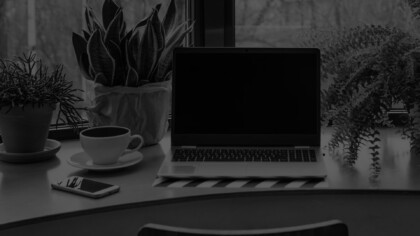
[173, 48, 319, 137]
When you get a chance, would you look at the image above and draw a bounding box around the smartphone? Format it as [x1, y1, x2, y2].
[51, 176, 120, 198]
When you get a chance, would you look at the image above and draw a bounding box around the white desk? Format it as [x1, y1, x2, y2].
[1, 128, 420, 236]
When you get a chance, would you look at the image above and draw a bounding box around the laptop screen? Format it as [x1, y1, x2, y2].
[172, 48, 320, 146]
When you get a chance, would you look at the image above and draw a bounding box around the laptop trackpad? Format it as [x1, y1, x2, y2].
[173, 165, 196, 174]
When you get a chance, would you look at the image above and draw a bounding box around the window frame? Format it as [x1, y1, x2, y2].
[188, 0, 235, 47]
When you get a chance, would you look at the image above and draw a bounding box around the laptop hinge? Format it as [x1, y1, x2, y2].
[294, 146, 310, 148]
[180, 146, 197, 148]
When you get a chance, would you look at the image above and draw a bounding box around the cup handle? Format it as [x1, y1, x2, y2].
[123, 134, 144, 155]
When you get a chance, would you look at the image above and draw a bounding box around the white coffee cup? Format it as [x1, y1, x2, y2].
[80, 126, 144, 165]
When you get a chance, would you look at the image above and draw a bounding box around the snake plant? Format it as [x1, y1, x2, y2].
[72, 0, 193, 87]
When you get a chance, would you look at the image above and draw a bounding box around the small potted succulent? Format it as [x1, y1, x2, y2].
[0, 52, 84, 155]
[72, 0, 193, 146]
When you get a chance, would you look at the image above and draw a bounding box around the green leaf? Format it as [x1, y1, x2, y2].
[165, 20, 192, 44]
[94, 73, 109, 86]
[84, 8, 93, 33]
[87, 30, 115, 86]
[79, 53, 92, 81]
[121, 29, 133, 46]
[82, 30, 91, 41]
[128, 28, 141, 72]
[162, 0, 177, 34]
[72, 33, 92, 80]
[138, 79, 150, 86]
[143, 6, 165, 81]
[124, 39, 138, 86]
[72, 32, 87, 63]
[102, 0, 120, 30]
[89, 65, 95, 79]
[120, 21, 127, 40]
[135, 7, 163, 81]
[155, 21, 194, 80]
[87, 7, 105, 35]
[105, 40, 125, 86]
[133, 14, 151, 31]
[125, 66, 138, 87]
[104, 9, 123, 44]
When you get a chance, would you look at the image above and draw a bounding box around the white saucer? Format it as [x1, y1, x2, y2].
[67, 151, 143, 171]
[0, 139, 61, 163]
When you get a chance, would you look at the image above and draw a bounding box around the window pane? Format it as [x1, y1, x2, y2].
[235, 0, 418, 47]
[0, 0, 184, 125]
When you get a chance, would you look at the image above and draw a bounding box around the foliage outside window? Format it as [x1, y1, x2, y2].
[235, 0, 420, 48]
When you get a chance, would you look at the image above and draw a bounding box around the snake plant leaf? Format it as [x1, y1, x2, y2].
[82, 30, 91, 41]
[105, 9, 123, 44]
[106, 40, 126, 86]
[122, 13, 152, 48]
[125, 65, 139, 87]
[72, 32, 87, 63]
[136, 7, 165, 82]
[155, 22, 194, 81]
[162, 0, 176, 34]
[84, 8, 93, 33]
[72, 32, 92, 80]
[123, 39, 136, 86]
[89, 65, 96, 79]
[94, 72, 110, 86]
[133, 14, 151, 32]
[102, 0, 120, 30]
[120, 28, 133, 67]
[128, 28, 141, 74]
[87, 7, 105, 36]
[138, 79, 150, 86]
[148, 6, 166, 81]
[121, 27, 133, 46]
[120, 21, 127, 40]
[79, 53, 92, 81]
[165, 21, 193, 46]
[87, 30, 115, 86]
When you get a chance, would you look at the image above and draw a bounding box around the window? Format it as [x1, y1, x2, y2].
[0, 0, 185, 139]
[2, 0, 411, 139]
[235, 0, 418, 47]
[233, 0, 412, 122]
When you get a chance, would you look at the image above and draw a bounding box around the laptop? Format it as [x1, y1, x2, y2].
[157, 47, 326, 179]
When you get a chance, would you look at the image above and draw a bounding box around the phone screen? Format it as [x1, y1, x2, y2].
[56, 176, 114, 193]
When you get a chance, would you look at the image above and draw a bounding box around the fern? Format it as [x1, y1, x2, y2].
[304, 23, 420, 178]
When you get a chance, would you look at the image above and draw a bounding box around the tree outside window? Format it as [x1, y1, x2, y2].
[236, 0, 420, 47]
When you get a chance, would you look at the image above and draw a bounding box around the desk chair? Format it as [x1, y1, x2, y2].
[138, 219, 348, 236]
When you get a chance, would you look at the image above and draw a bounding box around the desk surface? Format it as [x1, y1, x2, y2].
[1, 128, 420, 233]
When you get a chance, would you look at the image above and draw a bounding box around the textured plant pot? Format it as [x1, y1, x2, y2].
[0, 104, 55, 153]
[86, 80, 171, 146]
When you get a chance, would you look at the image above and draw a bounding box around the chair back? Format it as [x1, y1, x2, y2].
[138, 219, 348, 236]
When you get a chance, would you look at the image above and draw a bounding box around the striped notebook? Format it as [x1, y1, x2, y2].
[153, 178, 328, 189]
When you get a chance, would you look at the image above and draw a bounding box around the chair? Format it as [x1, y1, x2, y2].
[138, 219, 348, 236]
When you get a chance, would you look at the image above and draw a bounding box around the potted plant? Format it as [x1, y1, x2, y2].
[0, 52, 84, 155]
[304, 24, 420, 177]
[72, 0, 193, 146]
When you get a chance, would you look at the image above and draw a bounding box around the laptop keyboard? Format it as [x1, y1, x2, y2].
[172, 148, 317, 162]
